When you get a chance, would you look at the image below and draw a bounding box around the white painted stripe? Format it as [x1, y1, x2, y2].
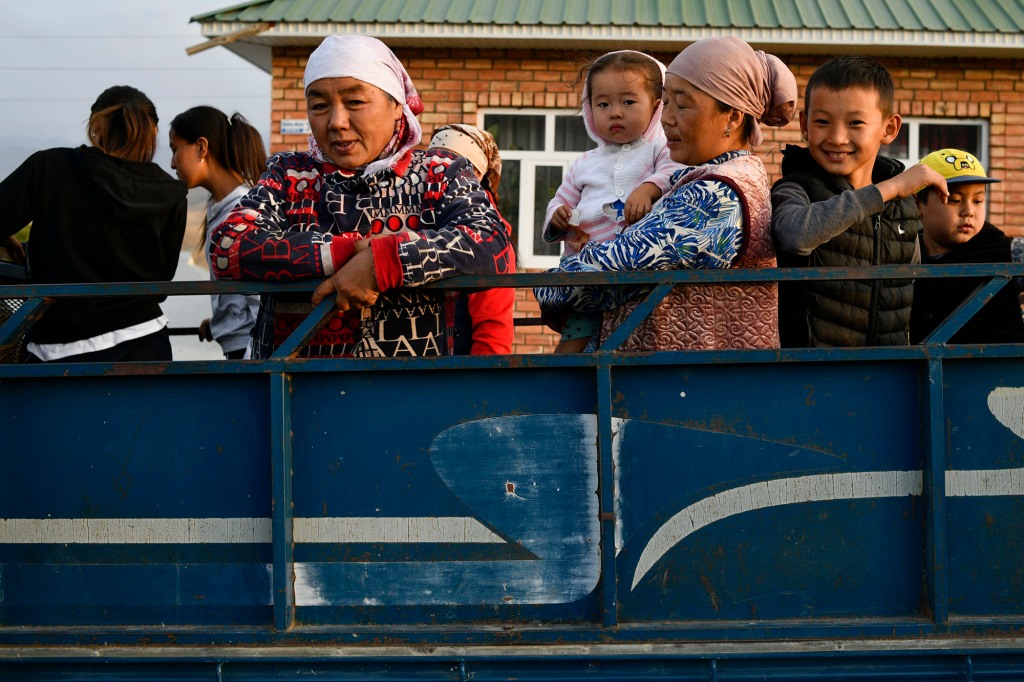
[0, 517, 502, 545]
[0, 517, 272, 544]
[631, 471, 922, 591]
[947, 468, 1024, 497]
[293, 517, 504, 544]
[611, 417, 625, 557]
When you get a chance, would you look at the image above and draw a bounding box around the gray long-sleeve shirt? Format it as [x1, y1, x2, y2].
[771, 180, 884, 257]
[206, 185, 260, 355]
[772, 180, 920, 262]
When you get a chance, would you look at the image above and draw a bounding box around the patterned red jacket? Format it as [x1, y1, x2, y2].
[210, 148, 515, 358]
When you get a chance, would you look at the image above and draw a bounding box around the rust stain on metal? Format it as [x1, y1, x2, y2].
[504, 354, 528, 369]
[504, 480, 525, 501]
[103, 362, 171, 376]
[700, 574, 720, 612]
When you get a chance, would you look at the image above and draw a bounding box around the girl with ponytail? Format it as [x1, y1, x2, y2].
[169, 106, 267, 359]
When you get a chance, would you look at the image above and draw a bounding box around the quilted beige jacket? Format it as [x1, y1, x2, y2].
[600, 153, 779, 351]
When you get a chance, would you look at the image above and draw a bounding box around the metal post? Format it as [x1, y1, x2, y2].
[924, 356, 949, 625]
[271, 371, 295, 630]
[596, 364, 618, 627]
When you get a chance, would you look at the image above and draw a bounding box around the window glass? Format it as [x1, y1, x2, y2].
[918, 124, 980, 157]
[482, 109, 592, 268]
[881, 118, 986, 168]
[496, 159, 520, 244]
[555, 115, 596, 152]
[882, 127, 909, 160]
[484, 114, 545, 151]
[533, 166, 564, 257]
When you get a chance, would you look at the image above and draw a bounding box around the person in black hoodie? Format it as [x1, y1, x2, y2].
[0, 85, 187, 362]
[910, 149, 1024, 344]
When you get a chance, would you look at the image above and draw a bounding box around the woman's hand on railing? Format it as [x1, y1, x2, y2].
[311, 248, 380, 312]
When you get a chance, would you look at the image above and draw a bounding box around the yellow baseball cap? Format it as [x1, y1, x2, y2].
[919, 148, 1000, 186]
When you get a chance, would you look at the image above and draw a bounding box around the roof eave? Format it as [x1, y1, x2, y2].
[199, 22, 1024, 73]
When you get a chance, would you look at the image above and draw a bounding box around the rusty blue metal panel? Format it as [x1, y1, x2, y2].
[612, 360, 925, 622]
[0, 373, 273, 626]
[286, 368, 601, 624]
[1, 266, 1024, 679]
[942, 358, 1024, 618]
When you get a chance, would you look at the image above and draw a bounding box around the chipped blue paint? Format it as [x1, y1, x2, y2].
[293, 414, 600, 606]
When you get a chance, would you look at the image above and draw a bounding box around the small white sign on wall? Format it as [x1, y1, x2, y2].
[281, 119, 311, 136]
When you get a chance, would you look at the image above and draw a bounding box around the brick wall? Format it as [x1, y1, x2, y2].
[269, 46, 1024, 353]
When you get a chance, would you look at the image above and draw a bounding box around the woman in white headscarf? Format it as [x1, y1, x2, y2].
[210, 35, 514, 358]
[535, 36, 797, 351]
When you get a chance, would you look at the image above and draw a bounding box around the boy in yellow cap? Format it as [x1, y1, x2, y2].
[910, 149, 1024, 343]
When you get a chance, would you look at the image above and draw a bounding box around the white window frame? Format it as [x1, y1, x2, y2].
[478, 108, 591, 270]
[884, 117, 990, 169]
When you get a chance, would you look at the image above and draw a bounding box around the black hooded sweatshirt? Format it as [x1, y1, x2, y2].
[910, 222, 1024, 344]
[0, 146, 187, 344]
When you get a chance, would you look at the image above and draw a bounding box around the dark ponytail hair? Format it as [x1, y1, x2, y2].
[170, 106, 266, 186]
[88, 85, 159, 163]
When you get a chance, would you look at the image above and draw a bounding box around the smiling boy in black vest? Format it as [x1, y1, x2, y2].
[771, 55, 948, 347]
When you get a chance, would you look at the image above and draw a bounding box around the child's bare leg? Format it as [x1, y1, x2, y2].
[554, 337, 590, 353]
[555, 311, 597, 353]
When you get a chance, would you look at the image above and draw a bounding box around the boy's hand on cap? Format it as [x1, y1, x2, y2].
[879, 163, 949, 203]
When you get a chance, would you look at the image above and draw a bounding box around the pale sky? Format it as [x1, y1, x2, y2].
[0, 0, 271, 178]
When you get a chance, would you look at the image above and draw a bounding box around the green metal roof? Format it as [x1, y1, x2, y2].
[193, 0, 1024, 33]
[191, 0, 1024, 71]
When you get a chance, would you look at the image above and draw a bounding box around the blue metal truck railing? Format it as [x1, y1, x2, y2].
[1, 265, 1023, 681]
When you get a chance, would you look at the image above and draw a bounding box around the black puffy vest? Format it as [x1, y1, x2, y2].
[776, 149, 919, 347]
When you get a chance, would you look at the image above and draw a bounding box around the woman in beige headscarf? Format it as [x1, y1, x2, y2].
[430, 124, 503, 202]
[429, 123, 515, 354]
[535, 36, 797, 351]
